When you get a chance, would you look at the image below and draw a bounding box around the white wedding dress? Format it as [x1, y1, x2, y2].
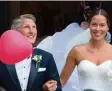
[77, 60, 112, 91]
[36, 23, 112, 91]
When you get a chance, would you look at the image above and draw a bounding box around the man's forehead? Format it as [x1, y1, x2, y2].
[20, 19, 35, 24]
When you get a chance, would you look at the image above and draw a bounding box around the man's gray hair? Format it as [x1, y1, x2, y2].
[11, 14, 36, 30]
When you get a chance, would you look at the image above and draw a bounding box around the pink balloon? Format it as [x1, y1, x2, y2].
[0, 30, 33, 64]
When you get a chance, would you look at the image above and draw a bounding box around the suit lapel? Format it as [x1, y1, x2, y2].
[6, 65, 22, 91]
[26, 50, 40, 91]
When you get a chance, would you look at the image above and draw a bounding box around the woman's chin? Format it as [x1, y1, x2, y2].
[92, 37, 103, 41]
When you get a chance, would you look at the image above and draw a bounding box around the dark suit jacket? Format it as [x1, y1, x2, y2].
[0, 48, 62, 91]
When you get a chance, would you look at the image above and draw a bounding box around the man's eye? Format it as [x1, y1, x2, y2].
[100, 24, 105, 27]
[33, 26, 36, 28]
[24, 26, 29, 28]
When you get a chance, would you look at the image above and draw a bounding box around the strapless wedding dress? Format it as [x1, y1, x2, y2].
[77, 60, 112, 91]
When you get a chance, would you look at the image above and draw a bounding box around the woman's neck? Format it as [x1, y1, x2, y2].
[89, 39, 106, 51]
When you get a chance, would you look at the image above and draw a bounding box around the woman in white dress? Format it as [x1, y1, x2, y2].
[60, 9, 112, 91]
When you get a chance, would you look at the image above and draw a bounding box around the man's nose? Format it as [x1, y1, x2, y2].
[29, 27, 33, 32]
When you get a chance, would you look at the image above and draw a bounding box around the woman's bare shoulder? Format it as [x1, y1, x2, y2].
[71, 44, 87, 53]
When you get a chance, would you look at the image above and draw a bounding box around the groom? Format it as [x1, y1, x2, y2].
[0, 14, 62, 91]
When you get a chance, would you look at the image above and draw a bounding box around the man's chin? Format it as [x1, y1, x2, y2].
[27, 40, 34, 44]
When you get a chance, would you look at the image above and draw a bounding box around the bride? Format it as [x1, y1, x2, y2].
[60, 9, 112, 91]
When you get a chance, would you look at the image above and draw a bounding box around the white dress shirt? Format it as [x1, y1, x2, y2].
[15, 56, 32, 91]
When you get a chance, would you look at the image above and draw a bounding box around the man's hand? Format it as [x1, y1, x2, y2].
[42, 80, 57, 91]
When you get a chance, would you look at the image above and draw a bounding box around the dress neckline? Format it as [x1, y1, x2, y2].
[78, 60, 112, 67]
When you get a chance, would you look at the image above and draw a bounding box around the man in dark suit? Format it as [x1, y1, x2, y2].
[0, 14, 62, 91]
